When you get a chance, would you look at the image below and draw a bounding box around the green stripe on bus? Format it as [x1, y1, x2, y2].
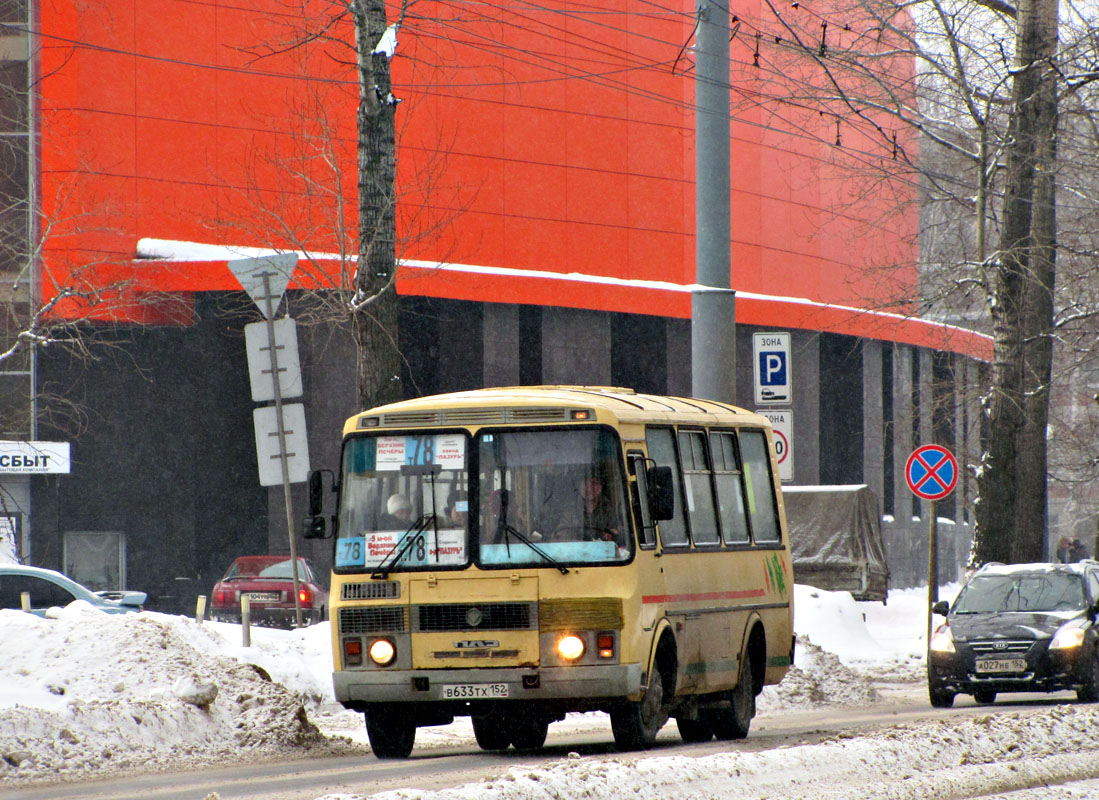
[683, 659, 737, 676]
[767, 655, 792, 667]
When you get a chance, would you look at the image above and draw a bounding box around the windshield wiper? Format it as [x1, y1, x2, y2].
[372, 513, 436, 579]
[495, 520, 569, 575]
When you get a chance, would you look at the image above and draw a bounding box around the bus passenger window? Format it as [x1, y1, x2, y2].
[644, 428, 688, 547]
[711, 432, 749, 544]
[740, 429, 780, 543]
[678, 431, 719, 545]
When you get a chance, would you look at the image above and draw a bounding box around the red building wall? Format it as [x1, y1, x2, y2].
[39, 0, 920, 328]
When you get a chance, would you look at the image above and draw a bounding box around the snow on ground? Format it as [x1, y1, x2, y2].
[5, 582, 1099, 799]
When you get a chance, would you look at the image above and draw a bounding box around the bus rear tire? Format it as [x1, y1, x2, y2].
[510, 716, 549, 750]
[675, 716, 714, 743]
[365, 706, 416, 759]
[611, 667, 669, 750]
[472, 710, 512, 751]
[709, 656, 754, 740]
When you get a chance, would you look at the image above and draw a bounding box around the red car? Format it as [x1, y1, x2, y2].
[210, 555, 329, 628]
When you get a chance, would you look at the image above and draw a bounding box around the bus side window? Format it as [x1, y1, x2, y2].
[644, 427, 689, 547]
[678, 430, 719, 546]
[628, 452, 657, 548]
[711, 431, 749, 544]
[740, 429, 781, 543]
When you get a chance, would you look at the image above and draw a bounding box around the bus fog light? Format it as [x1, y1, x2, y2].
[369, 638, 397, 666]
[557, 634, 585, 661]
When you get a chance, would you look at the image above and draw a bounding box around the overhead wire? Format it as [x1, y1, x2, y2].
[15, 0, 1067, 228]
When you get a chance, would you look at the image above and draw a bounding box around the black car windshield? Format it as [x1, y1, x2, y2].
[954, 572, 1086, 614]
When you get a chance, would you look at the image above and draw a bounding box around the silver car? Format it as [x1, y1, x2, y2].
[0, 563, 146, 616]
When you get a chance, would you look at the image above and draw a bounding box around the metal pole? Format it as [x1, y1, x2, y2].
[692, 0, 735, 403]
[927, 499, 938, 646]
[261, 272, 304, 629]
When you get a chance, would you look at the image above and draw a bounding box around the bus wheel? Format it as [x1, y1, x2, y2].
[472, 710, 512, 751]
[365, 706, 416, 759]
[675, 715, 714, 743]
[610, 667, 669, 750]
[510, 716, 549, 750]
[709, 656, 754, 740]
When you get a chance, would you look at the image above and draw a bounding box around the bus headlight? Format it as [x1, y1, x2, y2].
[557, 634, 586, 661]
[369, 638, 397, 666]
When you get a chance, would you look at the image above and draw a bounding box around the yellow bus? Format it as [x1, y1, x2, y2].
[305, 386, 794, 758]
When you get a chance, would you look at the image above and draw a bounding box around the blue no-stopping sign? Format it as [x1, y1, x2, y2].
[905, 445, 958, 501]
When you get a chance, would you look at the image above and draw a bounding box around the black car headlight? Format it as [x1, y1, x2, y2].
[929, 625, 956, 654]
[1050, 625, 1086, 650]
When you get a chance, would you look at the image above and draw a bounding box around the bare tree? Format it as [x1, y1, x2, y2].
[742, 0, 1099, 561]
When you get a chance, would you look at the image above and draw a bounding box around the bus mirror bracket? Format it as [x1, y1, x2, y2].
[647, 465, 675, 521]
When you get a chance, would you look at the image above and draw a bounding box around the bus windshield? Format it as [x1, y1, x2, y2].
[478, 428, 631, 567]
[334, 427, 632, 572]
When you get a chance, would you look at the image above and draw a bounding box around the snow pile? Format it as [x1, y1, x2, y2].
[0, 603, 354, 784]
[0, 584, 927, 789]
[758, 636, 881, 710]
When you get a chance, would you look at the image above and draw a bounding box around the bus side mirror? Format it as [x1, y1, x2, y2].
[302, 515, 327, 539]
[307, 470, 324, 516]
[647, 466, 674, 521]
[932, 600, 949, 616]
[302, 471, 331, 540]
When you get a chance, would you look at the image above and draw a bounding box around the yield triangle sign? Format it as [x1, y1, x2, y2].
[227, 254, 298, 319]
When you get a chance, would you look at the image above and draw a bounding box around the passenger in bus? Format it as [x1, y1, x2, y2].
[381, 493, 412, 529]
[445, 491, 468, 528]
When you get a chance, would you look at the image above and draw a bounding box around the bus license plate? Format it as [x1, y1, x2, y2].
[441, 683, 509, 699]
[975, 658, 1026, 673]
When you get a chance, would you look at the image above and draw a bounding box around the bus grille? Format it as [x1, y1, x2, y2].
[416, 602, 535, 632]
[539, 598, 624, 631]
[339, 606, 408, 634]
[342, 581, 401, 600]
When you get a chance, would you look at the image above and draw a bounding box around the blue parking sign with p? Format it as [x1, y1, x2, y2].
[753, 332, 791, 404]
[760, 352, 786, 386]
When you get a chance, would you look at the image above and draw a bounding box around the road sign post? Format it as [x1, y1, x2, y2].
[905, 444, 958, 651]
[228, 254, 307, 628]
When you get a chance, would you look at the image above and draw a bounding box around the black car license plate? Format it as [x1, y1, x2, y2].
[975, 657, 1027, 673]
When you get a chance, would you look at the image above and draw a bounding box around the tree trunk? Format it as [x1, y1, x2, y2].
[351, 0, 402, 410]
[972, 0, 1059, 566]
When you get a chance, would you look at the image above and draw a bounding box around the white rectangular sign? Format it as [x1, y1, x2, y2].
[0, 441, 71, 473]
[753, 332, 791, 405]
[245, 318, 303, 402]
[756, 409, 793, 483]
[253, 404, 311, 486]
[375, 434, 466, 471]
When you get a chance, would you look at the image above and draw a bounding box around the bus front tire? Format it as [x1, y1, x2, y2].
[610, 667, 669, 750]
[365, 706, 416, 759]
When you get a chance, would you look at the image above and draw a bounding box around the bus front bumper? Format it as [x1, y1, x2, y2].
[334, 663, 643, 706]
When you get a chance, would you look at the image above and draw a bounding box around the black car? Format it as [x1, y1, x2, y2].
[928, 561, 1099, 707]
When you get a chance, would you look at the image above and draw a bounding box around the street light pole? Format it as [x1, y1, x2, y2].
[692, 0, 736, 404]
